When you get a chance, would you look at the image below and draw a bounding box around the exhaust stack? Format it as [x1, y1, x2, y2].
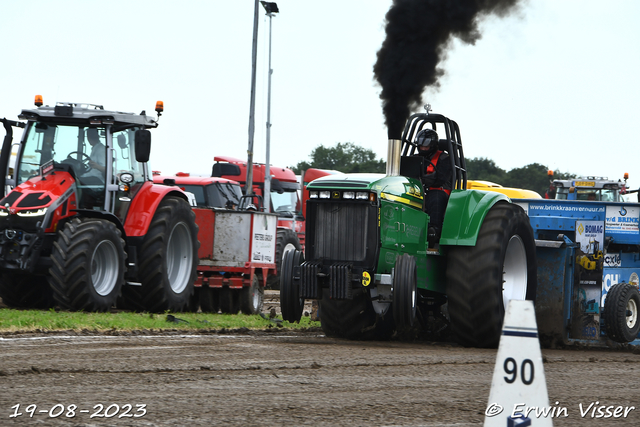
[386, 139, 402, 176]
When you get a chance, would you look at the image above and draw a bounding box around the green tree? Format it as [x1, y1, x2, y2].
[466, 157, 507, 184]
[291, 142, 385, 174]
[504, 163, 550, 196]
[467, 157, 576, 197]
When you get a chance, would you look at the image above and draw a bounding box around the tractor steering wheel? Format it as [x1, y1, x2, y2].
[65, 151, 92, 174]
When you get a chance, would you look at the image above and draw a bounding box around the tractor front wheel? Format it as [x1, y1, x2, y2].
[280, 249, 304, 322]
[446, 202, 537, 348]
[49, 218, 125, 311]
[604, 283, 640, 343]
[392, 254, 417, 331]
[268, 228, 301, 290]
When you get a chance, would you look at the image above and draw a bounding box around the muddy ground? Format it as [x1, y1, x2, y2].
[1, 292, 640, 426]
[1, 328, 639, 427]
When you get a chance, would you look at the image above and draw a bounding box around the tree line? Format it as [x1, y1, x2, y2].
[291, 143, 575, 197]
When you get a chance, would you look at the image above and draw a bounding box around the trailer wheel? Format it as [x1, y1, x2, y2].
[267, 228, 301, 290]
[392, 254, 417, 331]
[320, 287, 394, 340]
[199, 287, 220, 313]
[446, 202, 537, 348]
[604, 283, 640, 343]
[0, 273, 54, 309]
[280, 249, 304, 322]
[241, 275, 264, 315]
[49, 218, 125, 311]
[133, 197, 199, 312]
[219, 287, 239, 314]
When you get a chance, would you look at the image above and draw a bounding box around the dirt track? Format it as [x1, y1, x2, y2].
[1, 329, 640, 427]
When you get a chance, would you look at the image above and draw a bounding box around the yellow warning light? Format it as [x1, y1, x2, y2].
[155, 101, 164, 113]
[34, 95, 43, 107]
[362, 271, 371, 287]
[624, 173, 629, 180]
[547, 170, 554, 177]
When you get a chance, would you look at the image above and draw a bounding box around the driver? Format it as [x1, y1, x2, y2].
[85, 128, 106, 176]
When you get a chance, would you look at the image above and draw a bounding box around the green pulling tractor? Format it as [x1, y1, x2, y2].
[280, 112, 537, 347]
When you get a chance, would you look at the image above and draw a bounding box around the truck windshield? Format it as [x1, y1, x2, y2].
[556, 188, 620, 202]
[271, 190, 300, 215]
[178, 182, 242, 208]
[18, 122, 106, 186]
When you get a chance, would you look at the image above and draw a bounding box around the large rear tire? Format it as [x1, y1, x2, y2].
[124, 197, 199, 312]
[392, 254, 417, 331]
[446, 202, 537, 348]
[0, 273, 54, 309]
[604, 283, 640, 343]
[267, 228, 301, 290]
[280, 249, 304, 322]
[241, 275, 264, 315]
[49, 218, 125, 312]
[320, 288, 394, 340]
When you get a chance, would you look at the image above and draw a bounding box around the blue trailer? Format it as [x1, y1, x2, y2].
[514, 198, 640, 346]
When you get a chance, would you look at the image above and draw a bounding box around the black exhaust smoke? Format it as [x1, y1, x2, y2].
[374, 0, 523, 139]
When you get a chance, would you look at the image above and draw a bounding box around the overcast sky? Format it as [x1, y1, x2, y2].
[1, 0, 639, 191]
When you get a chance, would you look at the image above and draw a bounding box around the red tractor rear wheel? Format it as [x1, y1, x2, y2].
[134, 197, 199, 312]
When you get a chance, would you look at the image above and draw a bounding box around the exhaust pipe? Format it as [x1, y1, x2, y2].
[386, 139, 401, 176]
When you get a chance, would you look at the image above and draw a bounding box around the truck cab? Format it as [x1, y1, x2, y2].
[153, 174, 243, 209]
[553, 176, 628, 202]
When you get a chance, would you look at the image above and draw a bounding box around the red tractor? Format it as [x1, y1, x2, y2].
[212, 156, 337, 288]
[0, 96, 199, 312]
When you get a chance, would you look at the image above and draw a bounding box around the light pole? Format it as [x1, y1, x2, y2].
[246, 0, 260, 199]
[261, 1, 278, 213]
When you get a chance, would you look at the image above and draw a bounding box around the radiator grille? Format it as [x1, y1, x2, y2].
[314, 202, 368, 262]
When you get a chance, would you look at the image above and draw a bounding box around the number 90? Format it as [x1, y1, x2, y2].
[504, 357, 535, 385]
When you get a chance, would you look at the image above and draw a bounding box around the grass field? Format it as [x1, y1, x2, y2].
[0, 308, 320, 334]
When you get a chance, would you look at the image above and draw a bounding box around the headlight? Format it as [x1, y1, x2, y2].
[343, 191, 355, 199]
[309, 191, 318, 199]
[17, 207, 47, 217]
[319, 191, 330, 199]
[119, 172, 134, 184]
[356, 192, 369, 200]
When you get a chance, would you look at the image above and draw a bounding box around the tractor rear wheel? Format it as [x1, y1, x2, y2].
[280, 249, 305, 322]
[0, 273, 54, 309]
[392, 254, 417, 331]
[320, 287, 394, 340]
[267, 228, 301, 290]
[126, 197, 199, 312]
[49, 218, 125, 311]
[199, 287, 220, 313]
[241, 275, 264, 315]
[604, 283, 640, 343]
[446, 202, 537, 348]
